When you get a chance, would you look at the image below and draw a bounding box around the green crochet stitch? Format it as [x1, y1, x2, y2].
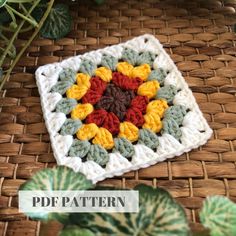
[113, 137, 135, 158]
[51, 81, 72, 95]
[87, 144, 109, 166]
[69, 139, 91, 158]
[138, 128, 159, 149]
[55, 98, 77, 114]
[79, 59, 97, 76]
[164, 105, 187, 126]
[60, 119, 82, 135]
[137, 51, 156, 66]
[121, 47, 139, 65]
[101, 54, 118, 71]
[148, 68, 167, 86]
[162, 117, 182, 141]
[59, 68, 76, 83]
[156, 84, 177, 103]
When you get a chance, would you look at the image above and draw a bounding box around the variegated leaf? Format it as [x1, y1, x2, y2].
[59, 226, 95, 236]
[40, 4, 72, 39]
[20, 166, 93, 221]
[200, 195, 236, 236]
[69, 184, 189, 236]
[0, 0, 7, 8]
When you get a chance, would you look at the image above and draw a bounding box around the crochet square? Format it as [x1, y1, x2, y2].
[36, 34, 212, 183]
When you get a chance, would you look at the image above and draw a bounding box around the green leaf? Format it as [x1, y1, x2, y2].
[69, 184, 189, 236]
[31, 5, 45, 22]
[0, 8, 11, 23]
[40, 3, 72, 39]
[200, 195, 236, 236]
[20, 166, 94, 221]
[0, 0, 7, 8]
[59, 226, 95, 236]
[94, 0, 105, 5]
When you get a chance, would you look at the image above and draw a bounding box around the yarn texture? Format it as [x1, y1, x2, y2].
[51, 81, 72, 95]
[148, 68, 167, 86]
[36, 34, 212, 183]
[69, 139, 91, 158]
[59, 68, 76, 83]
[56, 98, 77, 114]
[101, 54, 118, 71]
[60, 119, 82, 135]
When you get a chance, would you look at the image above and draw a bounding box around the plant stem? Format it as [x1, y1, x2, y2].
[5, 4, 17, 26]
[0, 33, 16, 58]
[19, 3, 37, 22]
[0, 47, 15, 58]
[0, 24, 34, 33]
[0, 0, 39, 67]
[8, 0, 35, 2]
[5, 4, 38, 27]
[0, 0, 55, 91]
[0, 33, 9, 42]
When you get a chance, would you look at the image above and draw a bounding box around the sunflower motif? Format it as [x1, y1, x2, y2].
[53, 48, 187, 167]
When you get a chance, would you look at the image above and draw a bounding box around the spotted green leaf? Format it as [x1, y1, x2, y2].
[40, 4, 72, 39]
[0, 0, 7, 8]
[69, 184, 189, 236]
[60, 226, 95, 236]
[94, 0, 105, 5]
[200, 195, 236, 236]
[20, 166, 94, 221]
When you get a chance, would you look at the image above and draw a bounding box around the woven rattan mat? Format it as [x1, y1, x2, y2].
[1, 0, 236, 235]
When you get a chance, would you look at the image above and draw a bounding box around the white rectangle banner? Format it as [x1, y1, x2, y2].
[19, 190, 139, 213]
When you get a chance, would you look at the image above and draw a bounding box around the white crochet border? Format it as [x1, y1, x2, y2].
[35, 34, 212, 183]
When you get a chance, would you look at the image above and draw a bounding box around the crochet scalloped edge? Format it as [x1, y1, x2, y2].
[35, 34, 213, 183]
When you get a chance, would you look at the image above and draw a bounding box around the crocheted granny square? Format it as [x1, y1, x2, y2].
[36, 34, 212, 183]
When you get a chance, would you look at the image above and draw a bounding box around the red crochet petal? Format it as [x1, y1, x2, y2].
[90, 76, 107, 94]
[102, 112, 120, 135]
[82, 90, 102, 105]
[125, 107, 144, 127]
[131, 95, 149, 113]
[112, 72, 142, 90]
[85, 109, 108, 126]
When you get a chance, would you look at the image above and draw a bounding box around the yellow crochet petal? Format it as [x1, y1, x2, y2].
[95, 67, 112, 82]
[71, 103, 94, 120]
[116, 62, 134, 77]
[146, 99, 169, 118]
[143, 112, 162, 133]
[118, 121, 139, 142]
[92, 127, 114, 149]
[77, 123, 99, 140]
[66, 84, 88, 100]
[137, 81, 160, 99]
[76, 73, 91, 89]
[131, 64, 151, 81]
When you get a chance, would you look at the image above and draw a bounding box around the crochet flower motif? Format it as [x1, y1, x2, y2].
[53, 48, 187, 167]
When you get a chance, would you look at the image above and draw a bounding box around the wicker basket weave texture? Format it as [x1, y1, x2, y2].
[0, 0, 236, 235]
